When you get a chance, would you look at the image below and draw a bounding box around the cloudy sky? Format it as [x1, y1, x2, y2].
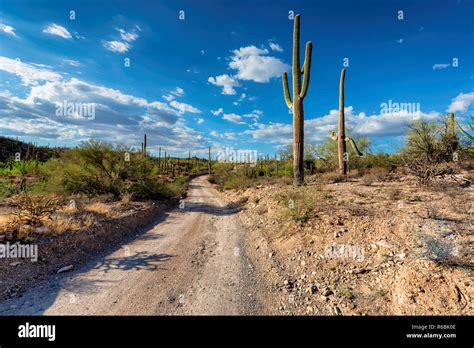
[0, 0, 473, 156]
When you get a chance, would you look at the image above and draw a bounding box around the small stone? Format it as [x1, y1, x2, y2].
[348, 303, 356, 310]
[284, 280, 294, 289]
[269, 252, 275, 259]
[57, 265, 74, 274]
[35, 225, 49, 233]
[322, 288, 333, 296]
[333, 306, 342, 315]
[9, 261, 22, 267]
[300, 260, 306, 267]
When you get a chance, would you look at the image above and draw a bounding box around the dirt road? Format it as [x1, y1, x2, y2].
[0, 176, 270, 315]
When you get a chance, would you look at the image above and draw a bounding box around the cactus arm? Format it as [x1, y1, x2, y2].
[345, 136, 363, 156]
[330, 131, 338, 140]
[299, 41, 312, 99]
[282, 72, 293, 109]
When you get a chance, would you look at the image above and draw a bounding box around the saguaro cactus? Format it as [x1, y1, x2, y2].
[143, 133, 147, 157]
[282, 14, 312, 186]
[330, 68, 363, 175]
[447, 112, 459, 152]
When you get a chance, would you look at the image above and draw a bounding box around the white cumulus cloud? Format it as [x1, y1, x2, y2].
[170, 100, 201, 114]
[269, 42, 283, 52]
[0, 56, 61, 86]
[223, 113, 246, 124]
[0, 23, 16, 37]
[103, 40, 130, 53]
[211, 107, 224, 116]
[229, 45, 289, 83]
[117, 28, 139, 42]
[447, 92, 474, 113]
[208, 74, 239, 95]
[42, 24, 72, 39]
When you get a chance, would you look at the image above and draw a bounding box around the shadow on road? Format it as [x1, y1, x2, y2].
[181, 201, 244, 216]
[93, 251, 173, 273]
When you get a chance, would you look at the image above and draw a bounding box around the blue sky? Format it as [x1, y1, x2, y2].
[0, 0, 473, 157]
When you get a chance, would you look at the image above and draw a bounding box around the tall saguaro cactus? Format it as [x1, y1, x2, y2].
[143, 133, 147, 157]
[447, 112, 459, 152]
[337, 69, 348, 175]
[282, 14, 312, 186]
[331, 68, 363, 175]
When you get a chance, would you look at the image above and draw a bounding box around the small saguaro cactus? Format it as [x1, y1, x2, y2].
[330, 68, 363, 175]
[143, 133, 147, 156]
[282, 14, 313, 186]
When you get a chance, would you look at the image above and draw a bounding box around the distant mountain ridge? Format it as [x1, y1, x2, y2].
[0, 136, 63, 163]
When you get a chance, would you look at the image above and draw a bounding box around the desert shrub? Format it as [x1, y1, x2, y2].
[128, 176, 187, 201]
[0, 160, 41, 176]
[386, 187, 402, 200]
[403, 120, 464, 183]
[360, 174, 377, 186]
[353, 153, 401, 174]
[281, 188, 320, 225]
[223, 175, 255, 190]
[41, 140, 140, 198]
[314, 135, 371, 173]
[337, 286, 355, 300]
[163, 176, 188, 197]
[404, 121, 455, 163]
[208, 161, 290, 190]
[408, 160, 458, 184]
[7, 193, 64, 226]
[420, 235, 453, 264]
[128, 179, 171, 200]
[0, 181, 18, 198]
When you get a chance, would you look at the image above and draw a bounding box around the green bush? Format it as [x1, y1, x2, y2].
[0, 160, 41, 176]
[38, 140, 189, 201]
[128, 177, 187, 201]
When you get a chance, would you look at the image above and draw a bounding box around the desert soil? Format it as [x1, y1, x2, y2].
[222, 173, 473, 315]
